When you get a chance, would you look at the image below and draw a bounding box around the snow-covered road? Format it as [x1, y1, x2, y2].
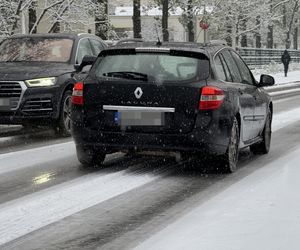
[1, 96, 300, 249]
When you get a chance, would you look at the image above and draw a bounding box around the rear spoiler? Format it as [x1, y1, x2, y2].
[100, 48, 209, 61]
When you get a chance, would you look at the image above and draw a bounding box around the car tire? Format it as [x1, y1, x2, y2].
[76, 145, 106, 167]
[54, 90, 72, 137]
[219, 117, 240, 173]
[250, 110, 272, 155]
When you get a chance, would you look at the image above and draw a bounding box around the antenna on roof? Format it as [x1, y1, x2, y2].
[154, 24, 162, 46]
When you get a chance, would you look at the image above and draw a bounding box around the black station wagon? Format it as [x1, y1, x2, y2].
[71, 41, 274, 173]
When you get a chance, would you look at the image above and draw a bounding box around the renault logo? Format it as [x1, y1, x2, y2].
[134, 87, 143, 99]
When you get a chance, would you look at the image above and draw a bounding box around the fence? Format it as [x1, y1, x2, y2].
[236, 47, 300, 67]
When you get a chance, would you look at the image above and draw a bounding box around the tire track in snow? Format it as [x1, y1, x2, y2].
[0, 157, 178, 246]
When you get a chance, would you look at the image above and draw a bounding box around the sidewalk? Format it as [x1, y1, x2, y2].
[254, 70, 300, 85]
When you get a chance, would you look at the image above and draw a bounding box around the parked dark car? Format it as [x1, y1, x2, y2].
[71, 41, 274, 173]
[0, 33, 107, 135]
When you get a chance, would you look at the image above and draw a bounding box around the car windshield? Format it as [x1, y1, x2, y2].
[0, 37, 73, 63]
[94, 53, 209, 83]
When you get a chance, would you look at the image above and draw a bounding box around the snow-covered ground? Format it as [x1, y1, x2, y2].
[254, 70, 300, 85]
[135, 144, 300, 250]
[252, 63, 300, 85]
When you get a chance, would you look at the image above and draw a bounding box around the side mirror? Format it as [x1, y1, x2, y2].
[259, 74, 275, 87]
[74, 55, 97, 72]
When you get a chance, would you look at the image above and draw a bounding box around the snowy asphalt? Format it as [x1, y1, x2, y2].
[1, 96, 300, 249]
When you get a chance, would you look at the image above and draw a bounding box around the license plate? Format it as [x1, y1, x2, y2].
[115, 111, 164, 126]
[0, 98, 10, 107]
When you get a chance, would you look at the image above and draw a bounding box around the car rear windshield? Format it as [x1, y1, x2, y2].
[94, 53, 209, 83]
[0, 37, 74, 63]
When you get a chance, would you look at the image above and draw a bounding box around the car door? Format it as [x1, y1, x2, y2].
[230, 50, 267, 137]
[220, 50, 257, 142]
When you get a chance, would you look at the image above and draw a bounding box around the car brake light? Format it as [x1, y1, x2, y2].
[199, 86, 225, 110]
[72, 82, 84, 105]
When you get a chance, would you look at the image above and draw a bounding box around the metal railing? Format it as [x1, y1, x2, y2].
[236, 47, 300, 66]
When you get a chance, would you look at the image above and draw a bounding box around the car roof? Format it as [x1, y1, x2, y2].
[110, 40, 228, 57]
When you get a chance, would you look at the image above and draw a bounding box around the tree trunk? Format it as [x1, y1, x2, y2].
[10, 0, 23, 35]
[267, 1, 274, 48]
[285, 0, 299, 49]
[29, 4, 37, 34]
[225, 15, 232, 47]
[132, 0, 142, 38]
[267, 25, 273, 48]
[232, 21, 237, 48]
[187, 0, 194, 42]
[162, 0, 169, 42]
[255, 16, 261, 48]
[95, 0, 108, 39]
[294, 19, 298, 49]
[240, 17, 247, 47]
[283, 4, 287, 27]
[20, 10, 26, 34]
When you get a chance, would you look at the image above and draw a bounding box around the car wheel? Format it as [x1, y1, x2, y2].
[250, 110, 272, 155]
[76, 145, 106, 167]
[54, 90, 72, 137]
[219, 117, 240, 173]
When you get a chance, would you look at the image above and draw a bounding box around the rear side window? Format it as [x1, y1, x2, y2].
[94, 53, 209, 83]
[219, 54, 233, 82]
[214, 55, 227, 81]
[221, 50, 242, 83]
[230, 51, 255, 85]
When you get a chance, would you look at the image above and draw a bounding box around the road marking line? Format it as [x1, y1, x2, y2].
[0, 142, 75, 175]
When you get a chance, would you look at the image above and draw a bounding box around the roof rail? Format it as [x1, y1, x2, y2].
[115, 38, 144, 46]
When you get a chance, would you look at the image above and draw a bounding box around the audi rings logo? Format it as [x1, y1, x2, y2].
[134, 87, 143, 99]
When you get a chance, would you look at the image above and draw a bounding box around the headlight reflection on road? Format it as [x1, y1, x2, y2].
[33, 173, 55, 185]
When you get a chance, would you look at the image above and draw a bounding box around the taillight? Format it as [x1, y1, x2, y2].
[199, 86, 225, 110]
[72, 82, 84, 105]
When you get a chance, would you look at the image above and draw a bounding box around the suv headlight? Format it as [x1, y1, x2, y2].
[25, 77, 56, 87]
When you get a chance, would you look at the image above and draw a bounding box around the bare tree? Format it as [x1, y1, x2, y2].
[284, 0, 299, 49]
[161, 0, 169, 41]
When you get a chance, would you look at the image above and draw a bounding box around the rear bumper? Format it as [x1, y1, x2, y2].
[72, 126, 229, 155]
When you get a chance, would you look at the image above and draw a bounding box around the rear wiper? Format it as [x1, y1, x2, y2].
[103, 71, 148, 81]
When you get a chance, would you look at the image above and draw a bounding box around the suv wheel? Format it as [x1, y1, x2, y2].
[219, 117, 240, 173]
[250, 110, 272, 154]
[76, 145, 106, 167]
[55, 90, 72, 137]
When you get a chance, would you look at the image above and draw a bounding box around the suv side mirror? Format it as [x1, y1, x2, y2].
[74, 55, 97, 72]
[259, 74, 275, 87]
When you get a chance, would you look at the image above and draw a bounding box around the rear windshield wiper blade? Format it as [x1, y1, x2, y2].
[103, 71, 148, 81]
